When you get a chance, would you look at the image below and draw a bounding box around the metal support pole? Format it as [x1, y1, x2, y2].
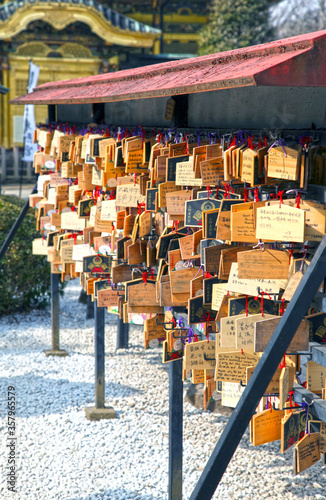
[169, 359, 183, 500]
[0, 183, 37, 262]
[45, 272, 68, 357]
[86, 294, 94, 319]
[190, 235, 326, 500]
[116, 318, 129, 349]
[85, 300, 116, 420]
[95, 300, 105, 409]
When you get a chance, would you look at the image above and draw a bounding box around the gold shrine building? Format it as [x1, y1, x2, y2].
[0, 0, 208, 179]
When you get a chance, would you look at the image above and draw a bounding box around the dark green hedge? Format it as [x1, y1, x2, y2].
[0, 195, 63, 316]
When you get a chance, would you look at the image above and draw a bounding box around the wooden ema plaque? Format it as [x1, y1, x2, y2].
[188, 295, 215, 325]
[162, 330, 183, 363]
[183, 341, 216, 370]
[281, 409, 313, 453]
[230, 203, 256, 243]
[237, 249, 290, 280]
[251, 408, 285, 446]
[228, 263, 282, 296]
[267, 146, 300, 181]
[220, 314, 246, 348]
[97, 288, 119, 308]
[83, 254, 112, 274]
[229, 296, 279, 317]
[294, 433, 320, 474]
[309, 421, 326, 453]
[246, 365, 294, 394]
[235, 313, 275, 352]
[221, 382, 245, 408]
[144, 316, 165, 349]
[256, 204, 305, 243]
[254, 317, 309, 353]
[215, 351, 259, 384]
[306, 360, 326, 393]
[128, 281, 163, 314]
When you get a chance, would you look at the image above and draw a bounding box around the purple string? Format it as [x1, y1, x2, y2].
[268, 139, 287, 157]
[302, 402, 309, 435]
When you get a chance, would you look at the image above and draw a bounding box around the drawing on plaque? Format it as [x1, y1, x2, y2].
[83, 255, 112, 274]
[162, 340, 183, 363]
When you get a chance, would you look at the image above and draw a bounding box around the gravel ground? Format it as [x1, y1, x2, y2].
[0, 281, 326, 500]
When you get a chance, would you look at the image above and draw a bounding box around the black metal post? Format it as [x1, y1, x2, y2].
[85, 300, 116, 420]
[190, 235, 326, 500]
[51, 272, 59, 351]
[95, 300, 105, 409]
[116, 318, 129, 349]
[86, 294, 94, 319]
[45, 272, 68, 357]
[0, 197, 33, 262]
[169, 359, 183, 500]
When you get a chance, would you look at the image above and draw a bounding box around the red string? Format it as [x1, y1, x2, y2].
[255, 291, 272, 317]
[224, 185, 230, 199]
[278, 190, 284, 208]
[296, 192, 301, 209]
[204, 272, 212, 279]
[142, 271, 148, 284]
[204, 312, 212, 343]
[280, 298, 285, 316]
[243, 188, 248, 203]
[215, 186, 220, 199]
[94, 187, 100, 201]
[254, 188, 259, 202]
[245, 295, 248, 317]
[139, 125, 146, 140]
[194, 333, 198, 342]
[247, 136, 255, 150]
[138, 202, 145, 215]
[279, 353, 286, 369]
[207, 186, 212, 200]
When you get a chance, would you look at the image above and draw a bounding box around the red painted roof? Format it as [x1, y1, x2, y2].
[11, 30, 326, 105]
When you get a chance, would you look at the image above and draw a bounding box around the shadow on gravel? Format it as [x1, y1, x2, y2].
[0, 374, 142, 417]
[71, 489, 158, 500]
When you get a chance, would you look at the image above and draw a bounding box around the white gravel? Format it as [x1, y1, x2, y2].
[1, 281, 326, 500]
